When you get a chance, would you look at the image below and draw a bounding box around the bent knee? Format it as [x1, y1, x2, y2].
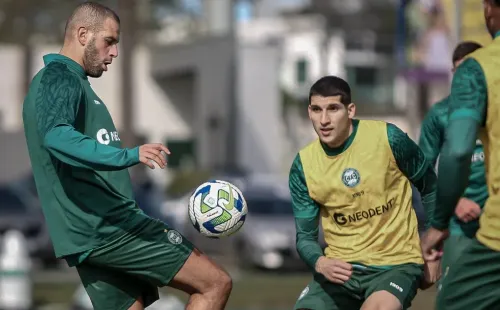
[361, 290, 402, 310]
[211, 269, 232, 295]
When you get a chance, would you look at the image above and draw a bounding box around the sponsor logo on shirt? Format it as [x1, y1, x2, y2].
[96, 128, 121, 145]
[333, 198, 396, 226]
[471, 151, 484, 163]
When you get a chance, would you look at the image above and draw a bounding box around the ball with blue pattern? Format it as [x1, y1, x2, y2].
[188, 180, 247, 238]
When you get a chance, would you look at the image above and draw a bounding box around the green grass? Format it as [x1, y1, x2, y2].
[34, 271, 438, 309]
[34, 282, 79, 307]
[164, 272, 311, 309]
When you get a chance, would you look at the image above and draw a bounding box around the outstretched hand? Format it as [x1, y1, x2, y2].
[138, 143, 171, 169]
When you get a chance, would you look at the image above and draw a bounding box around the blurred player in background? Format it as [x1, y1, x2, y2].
[290, 76, 439, 310]
[421, 1, 500, 309]
[22, 2, 231, 310]
[418, 40, 485, 285]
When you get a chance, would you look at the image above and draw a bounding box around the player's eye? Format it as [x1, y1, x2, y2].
[327, 105, 340, 112]
[105, 38, 116, 46]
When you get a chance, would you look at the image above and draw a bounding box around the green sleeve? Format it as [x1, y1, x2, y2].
[418, 99, 446, 166]
[432, 58, 487, 230]
[289, 154, 323, 270]
[387, 124, 437, 229]
[37, 67, 140, 171]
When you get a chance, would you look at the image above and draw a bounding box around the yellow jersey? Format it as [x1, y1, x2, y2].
[467, 39, 500, 251]
[299, 120, 423, 266]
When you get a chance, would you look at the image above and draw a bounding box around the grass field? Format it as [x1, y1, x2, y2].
[33, 270, 438, 309]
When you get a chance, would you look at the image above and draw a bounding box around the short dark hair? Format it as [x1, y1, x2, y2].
[309, 76, 351, 105]
[452, 41, 482, 63]
[64, 2, 120, 39]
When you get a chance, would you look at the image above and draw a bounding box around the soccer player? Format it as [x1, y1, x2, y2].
[290, 75, 439, 310]
[421, 1, 500, 309]
[418, 41, 486, 282]
[22, 2, 231, 310]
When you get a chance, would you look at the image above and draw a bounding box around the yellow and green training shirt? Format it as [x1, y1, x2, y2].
[419, 96, 487, 238]
[289, 119, 437, 269]
[433, 31, 500, 252]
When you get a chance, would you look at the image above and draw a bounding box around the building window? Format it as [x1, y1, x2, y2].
[353, 67, 377, 86]
[296, 58, 308, 84]
[346, 65, 399, 114]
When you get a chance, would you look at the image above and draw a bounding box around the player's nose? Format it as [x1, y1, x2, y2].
[110, 45, 118, 58]
[320, 112, 330, 125]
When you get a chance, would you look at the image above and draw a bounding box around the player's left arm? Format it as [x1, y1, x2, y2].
[431, 58, 487, 230]
[418, 102, 445, 166]
[387, 124, 437, 229]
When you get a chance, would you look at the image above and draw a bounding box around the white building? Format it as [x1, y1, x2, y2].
[0, 1, 421, 185]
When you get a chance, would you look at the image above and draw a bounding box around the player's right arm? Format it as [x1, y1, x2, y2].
[422, 58, 487, 261]
[432, 58, 487, 230]
[418, 100, 445, 166]
[387, 124, 437, 229]
[289, 155, 322, 269]
[36, 69, 163, 171]
[289, 154, 352, 283]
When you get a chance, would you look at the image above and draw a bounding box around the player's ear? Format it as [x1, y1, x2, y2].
[77, 27, 90, 46]
[347, 103, 356, 119]
[307, 104, 313, 120]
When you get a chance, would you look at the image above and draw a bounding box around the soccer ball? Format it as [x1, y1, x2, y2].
[188, 180, 247, 238]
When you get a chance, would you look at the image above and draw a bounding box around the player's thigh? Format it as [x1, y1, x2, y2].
[76, 262, 154, 310]
[440, 235, 473, 284]
[436, 238, 500, 310]
[85, 218, 194, 304]
[294, 275, 361, 310]
[168, 247, 232, 295]
[365, 264, 423, 310]
[361, 290, 401, 310]
[87, 217, 232, 297]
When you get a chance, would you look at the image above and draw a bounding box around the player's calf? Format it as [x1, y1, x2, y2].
[169, 248, 232, 310]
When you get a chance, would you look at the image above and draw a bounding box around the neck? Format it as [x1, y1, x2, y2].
[326, 120, 353, 148]
[59, 43, 85, 70]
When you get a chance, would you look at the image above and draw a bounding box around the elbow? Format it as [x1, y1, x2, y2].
[295, 235, 307, 255]
[41, 126, 62, 151]
[442, 137, 474, 163]
[42, 134, 54, 151]
[295, 234, 302, 251]
[447, 144, 472, 163]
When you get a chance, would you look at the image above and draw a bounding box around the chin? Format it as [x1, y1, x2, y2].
[86, 66, 105, 78]
[87, 71, 104, 78]
[320, 137, 335, 146]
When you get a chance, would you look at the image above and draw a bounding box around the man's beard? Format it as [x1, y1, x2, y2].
[83, 37, 104, 78]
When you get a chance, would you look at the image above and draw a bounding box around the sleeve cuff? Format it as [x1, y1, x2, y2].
[311, 253, 323, 270]
[130, 146, 141, 164]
